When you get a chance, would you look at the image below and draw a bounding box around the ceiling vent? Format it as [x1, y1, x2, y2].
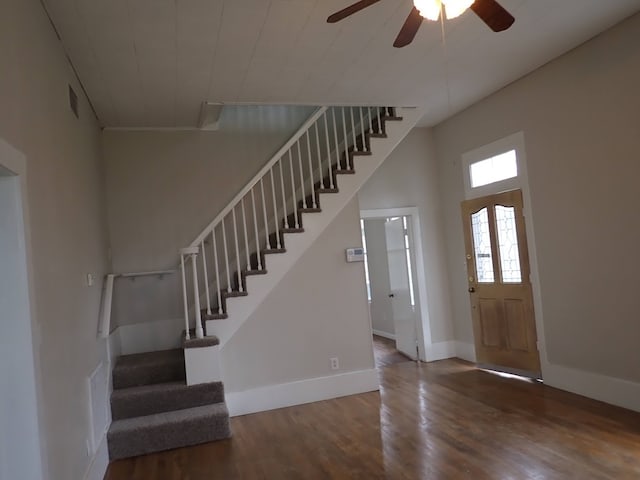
[68, 85, 79, 119]
[198, 102, 224, 130]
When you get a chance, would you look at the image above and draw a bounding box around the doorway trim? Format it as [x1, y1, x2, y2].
[360, 206, 432, 361]
[0, 138, 46, 480]
[461, 131, 548, 379]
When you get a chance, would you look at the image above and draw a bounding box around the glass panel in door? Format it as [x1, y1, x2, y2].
[470, 208, 495, 283]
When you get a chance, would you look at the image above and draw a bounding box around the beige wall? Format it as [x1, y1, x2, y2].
[0, 1, 110, 479]
[222, 198, 374, 392]
[358, 128, 455, 344]
[434, 13, 640, 382]
[102, 106, 314, 273]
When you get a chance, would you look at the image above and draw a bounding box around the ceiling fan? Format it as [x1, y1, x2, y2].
[327, 0, 515, 48]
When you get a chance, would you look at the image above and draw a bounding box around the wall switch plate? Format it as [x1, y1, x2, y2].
[86, 273, 95, 287]
[330, 357, 339, 370]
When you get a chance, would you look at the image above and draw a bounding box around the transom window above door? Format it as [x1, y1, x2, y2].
[461, 132, 527, 199]
[469, 150, 517, 188]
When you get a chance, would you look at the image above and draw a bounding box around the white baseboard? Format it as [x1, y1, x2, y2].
[425, 341, 457, 362]
[83, 433, 109, 480]
[226, 369, 380, 417]
[372, 329, 396, 341]
[543, 362, 640, 413]
[454, 341, 477, 363]
[116, 318, 183, 355]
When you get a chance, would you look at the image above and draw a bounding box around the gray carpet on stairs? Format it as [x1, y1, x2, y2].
[108, 346, 231, 460]
[108, 403, 231, 460]
[110, 380, 225, 420]
[112, 349, 185, 389]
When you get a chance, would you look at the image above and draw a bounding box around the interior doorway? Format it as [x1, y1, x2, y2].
[0, 145, 44, 480]
[361, 207, 430, 367]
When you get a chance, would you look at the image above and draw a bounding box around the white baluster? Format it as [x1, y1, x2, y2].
[201, 240, 211, 316]
[332, 109, 340, 178]
[180, 254, 190, 340]
[269, 168, 281, 249]
[211, 229, 222, 314]
[376, 107, 382, 135]
[367, 106, 374, 136]
[288, 151, 299, 228]
[324, 111, 334, 189]
[221, 217, 231, 292]
[314, 122, 323, 190]
[251, 188, 262, 270]
[341, 108, 349, 170]
[306, 132, 316, 209]
[232, 207, 242, 292]
[241, 197, 250, 271]
[190, 251, 203, 339]
[359, 107, 366, 151]
[278, 159, 287, 231]
[350, 107, 357, 152]
[260, 178, 269, 250]
[297, 140, 306, 208]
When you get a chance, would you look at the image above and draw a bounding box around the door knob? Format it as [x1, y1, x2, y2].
[468, 287, 475, 293]
[388, 294, 395, 298]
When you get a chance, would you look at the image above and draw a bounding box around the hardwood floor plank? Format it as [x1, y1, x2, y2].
[105, 357, 640, 479]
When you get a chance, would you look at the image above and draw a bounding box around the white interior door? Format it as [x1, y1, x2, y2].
[385, 217, 418, 359]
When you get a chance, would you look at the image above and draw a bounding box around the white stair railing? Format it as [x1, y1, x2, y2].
[180, 106, 395, 339]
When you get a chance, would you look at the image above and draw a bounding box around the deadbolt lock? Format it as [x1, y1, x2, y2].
[466, 254, 472, 260]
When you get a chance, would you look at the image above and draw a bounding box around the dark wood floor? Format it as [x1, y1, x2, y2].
[373, 334, 413, 368]
[106, 355, 640, 479]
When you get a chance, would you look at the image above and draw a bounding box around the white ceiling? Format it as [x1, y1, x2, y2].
[43, 0, 640, 128]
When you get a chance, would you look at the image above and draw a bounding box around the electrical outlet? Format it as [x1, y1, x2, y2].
[330, 357, 339, 370]
[86, 273, 95, 287]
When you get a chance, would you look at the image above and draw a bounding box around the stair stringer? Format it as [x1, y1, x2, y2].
[205, 106, 426, 347]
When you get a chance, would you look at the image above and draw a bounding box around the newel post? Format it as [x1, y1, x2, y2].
[180, 246, 204, 339]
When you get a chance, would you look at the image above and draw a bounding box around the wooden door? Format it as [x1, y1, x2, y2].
[461, 189, 541, 376]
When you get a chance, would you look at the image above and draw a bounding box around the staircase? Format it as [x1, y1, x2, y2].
[179, 105, 423, 345]
[106, 105, 423, 460]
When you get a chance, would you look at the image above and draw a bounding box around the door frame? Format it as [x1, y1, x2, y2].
[461, 131, 548, 379]
[361, 207, 431, 361]
[0, 138, 46, 479]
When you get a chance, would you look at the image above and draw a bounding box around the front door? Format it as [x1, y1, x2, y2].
[384, 217, 418, 359]
[460, 189, 541, 376]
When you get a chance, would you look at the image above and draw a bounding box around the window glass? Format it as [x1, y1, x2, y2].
[471, 208, 495, 283]
[495, 206, 522, 283]
[470, 150, 517, 188]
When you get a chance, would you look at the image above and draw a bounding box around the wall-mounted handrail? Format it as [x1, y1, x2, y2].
[98, 270, 177, 339]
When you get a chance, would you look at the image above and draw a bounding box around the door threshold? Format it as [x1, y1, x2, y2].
[478, 363, 542, 382]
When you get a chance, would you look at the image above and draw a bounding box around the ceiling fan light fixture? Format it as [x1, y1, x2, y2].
[413, 0, 442, 21]
[413, 0, 474, 21]
[443, 0, 474, 19]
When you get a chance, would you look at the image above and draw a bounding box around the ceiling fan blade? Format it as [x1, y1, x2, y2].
[393, 7, 423, 48]
[470, 0, 515, 32]
[327, 0, 381, 23]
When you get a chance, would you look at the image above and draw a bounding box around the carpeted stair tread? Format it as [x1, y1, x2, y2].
[183, 334, 220, 349]
[108, 402, 231, 460]
[110, 381, 225, 421]
[113, 349, 185, 390]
